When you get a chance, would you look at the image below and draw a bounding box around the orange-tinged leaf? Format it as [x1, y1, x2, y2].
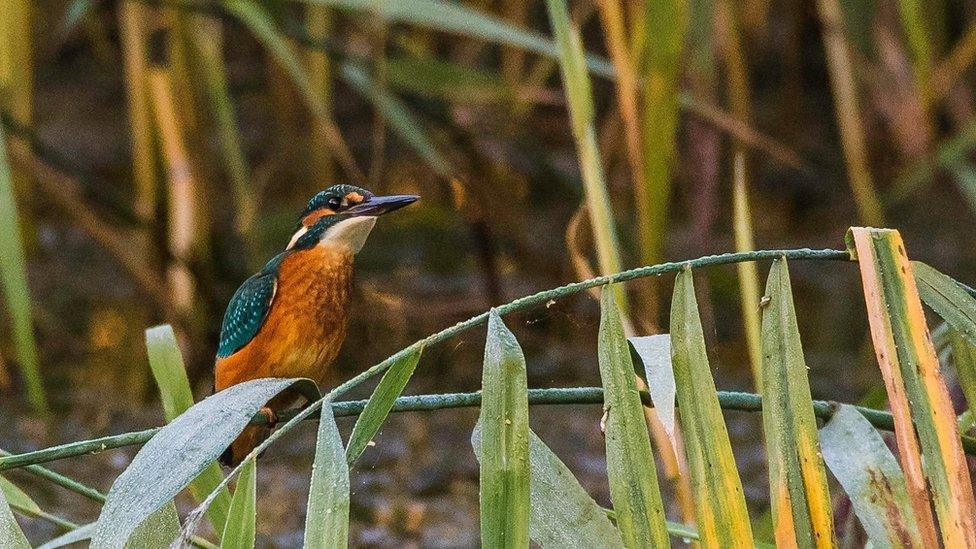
[848, 227, 976, 547]
[759, 258, 834, 548]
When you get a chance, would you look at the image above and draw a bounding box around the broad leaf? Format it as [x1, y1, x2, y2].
[597, 287, 669, 547]
[670, 267, 753, 546]
[146, 325, 230, 532]
[819, 405, 923, 548]
[627, 334, 676, 452]
[92, 377, 318, 548]
[759, 258, 833, 547]
[477, 311, 530, 547]
[345, 345, 423, 465]
[304, 399, 349, 548]
[848, 227, 976, 546]
[472, 423, 624, 549]
[0, 487, 29, 549]
[220, 458, 256, 549]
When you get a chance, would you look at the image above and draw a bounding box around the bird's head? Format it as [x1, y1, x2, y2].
[287, 184, 418, 253]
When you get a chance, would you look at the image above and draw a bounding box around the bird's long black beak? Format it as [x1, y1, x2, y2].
[347, 194, 419, 216]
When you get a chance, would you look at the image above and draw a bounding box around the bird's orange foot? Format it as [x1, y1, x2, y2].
[259, 406, 278, 427]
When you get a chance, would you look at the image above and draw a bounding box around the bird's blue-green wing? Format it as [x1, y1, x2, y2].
[217, 269, 278, 358]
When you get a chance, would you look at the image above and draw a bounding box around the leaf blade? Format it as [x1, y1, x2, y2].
[220, 458, 256, 549]
[0, 486, 29, 549]
[304, 399, 350, 549]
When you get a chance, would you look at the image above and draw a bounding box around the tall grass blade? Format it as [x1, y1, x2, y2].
[220, 458, 256, 549]
[92, 378, 319, 548]
[306, 5, 335, 182]
[732, 152, 763, 388]
[848, 227, 976, 546]
[304, 398, 349, 549]
[345, 345, 423, 465]
[0, 485, 29, 548]
[638, 0, 687, 267]
[145, 325, 231, 533]
[819, 405, 924, 548]
[477, 311, 530, 548]
[913, 260, 976, 345]
[670, 267, 754, 547]
[895, 0, 933, 109]
[472, 424, 625, 548]
[0, 124, 46, 412]
[303, 0, 614, 77]
[0, 0, 33, 126]
[759, 258, 834, 548]
[815, 0, 885, 225]
[545, 0, 628, 313]
[597, 287, 669, 547]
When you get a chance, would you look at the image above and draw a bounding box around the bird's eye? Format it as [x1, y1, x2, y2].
[327, 196, 343, 210]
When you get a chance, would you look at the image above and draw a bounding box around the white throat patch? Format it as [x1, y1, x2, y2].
[319, 216, 377, 254]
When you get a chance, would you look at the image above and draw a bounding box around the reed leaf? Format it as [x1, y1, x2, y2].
[346, 345, 423, 464]
[477, 310, 530, 548]
[37, 524, 95, 549]
[950, 331, 976, 430]
[896, 0, 933, 108]
[759, 258, 833, 548]
[0, 486, 29, 549]
[0, 123, 46, 412]
[145, 325, 231, 533]
[220, 458, 256, 549]
[670, 267, 753, 547]
[819, 405, 924, 548]
[598, 287, 669, 548]
[472, 424, 625, 549]
[92, 378, 319, 548]
[848, 227, 976, 546]
[304, 398, 349, 549]
[627, 335, 676, 452]
[913, 260, 976, 345]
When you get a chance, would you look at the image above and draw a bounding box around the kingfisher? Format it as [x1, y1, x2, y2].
[214, 184, 418, 466]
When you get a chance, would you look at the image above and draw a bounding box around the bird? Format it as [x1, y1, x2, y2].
[214, 184, 418, 466]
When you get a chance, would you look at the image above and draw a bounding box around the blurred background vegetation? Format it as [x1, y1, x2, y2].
[2, 0, 976, 546]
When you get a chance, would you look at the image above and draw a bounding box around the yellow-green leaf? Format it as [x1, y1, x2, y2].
[346, 345, 423, 465]
[759, 258, 833, 548]
[304, 399, 349, 549]
[950, 330, 976, 429]
[145, 325, 230, 533]
[913, 260, 976, 346]
[848, 227, 976, 546]
[477, 310, 530, 548]
[670, 267, 753, 547]
[0, 486, 29, 549]
[598, 286, 669, 548]
[220, 457, 256, 549]
[819, 405, 924, 548]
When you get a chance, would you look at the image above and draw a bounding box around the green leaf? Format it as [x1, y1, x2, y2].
[220, 458, 256, 549]
[913, 260, 976, 346]
[0, 477, 40, 516]
[346, 345, 423, 464]
[301, 0, 613, 78]
[145, 325, 231, 533]
[0, 486, 29, 549]
[386, 55, 511, 103]
[819, 405, 924, 548]
[759, 258, 834, 547]
[37, 523, 95, 549]
[597, 287, 669, 547]
[949, 330, 976, 436]
[477, 310, 530, 548]
[472, 423, 625, 549]
[304, 399, 349, 549]
[0, 123, 47, 412]
[92, 377, 319, 548]
[127, 505, 181, 548]
[627, 335, 676, 451]
[669, 267, 754, 545]
[340, 63, 451, 178]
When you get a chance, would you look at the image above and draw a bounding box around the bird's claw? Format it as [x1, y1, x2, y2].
[260, 406, 278, 426]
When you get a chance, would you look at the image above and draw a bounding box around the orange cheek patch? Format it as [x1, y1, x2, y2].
[302, 208, 334, 227]
[345, 192, 364, 204]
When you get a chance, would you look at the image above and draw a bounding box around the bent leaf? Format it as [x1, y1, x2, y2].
[913, 260, 976, 346]
[92, 377, 318, 548]
[0, 487, 29, 549]
[346, 343, 424, 465]
[598, 287, 669, 547]
[473, 423, 624, 549]
[304, 399, 349, 549]
[848, 227, 976, 546]
[220, 458, 256, 549]
[819, 405, 923, 548]
[759, 258, 833, 548]
[628, 334, 676, 452]
[670, 267, 753, 547]
[145, 325, 230, 533]
[477, 310, 530, 548]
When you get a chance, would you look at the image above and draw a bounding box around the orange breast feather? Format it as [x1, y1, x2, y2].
[215, 247, 353, 392]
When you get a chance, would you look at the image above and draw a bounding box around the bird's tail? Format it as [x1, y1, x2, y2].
[221, 424, 271, 467]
